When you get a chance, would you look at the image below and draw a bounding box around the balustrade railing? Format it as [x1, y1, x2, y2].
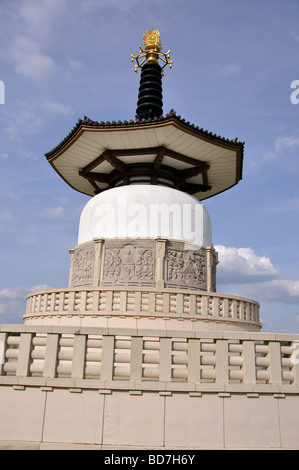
[1, 326, 298, 391]
[24, 288, 261, 328]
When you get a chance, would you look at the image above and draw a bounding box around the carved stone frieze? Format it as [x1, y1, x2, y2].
[69, 238, 216, 292]
[102, 239, 155, 286]
[71, 242, 95, 287]
[165, 241, 207, 290]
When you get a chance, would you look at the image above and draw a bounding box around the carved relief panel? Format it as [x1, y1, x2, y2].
[70, 238, 215, 291]
[71, 242, 95, 287]
[165, 242, 207, 290]
[102, 240, 155, 286]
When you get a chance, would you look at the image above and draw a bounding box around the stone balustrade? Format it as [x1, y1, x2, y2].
[24, 287, 261, 331]
[1, 325, 298, 393]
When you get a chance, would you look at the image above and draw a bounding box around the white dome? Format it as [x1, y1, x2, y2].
[78, 185, 212, 246]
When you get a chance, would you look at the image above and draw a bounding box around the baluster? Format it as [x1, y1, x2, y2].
[222, 298, 229, 320]
[130, 336, 143, 381]
[188, 338, 201, 382]
[242, 341, 256, 384]
[159, 337, 172, 381]
[268, 341, 282, 384]
[72, 334, 87, 379]
[100, 336, 115, 380]
[16, 333, 33, 377]
[43, 334, 60, 378]
[215, 339, 229, 384]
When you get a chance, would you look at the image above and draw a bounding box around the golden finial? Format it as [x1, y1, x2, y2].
[131, 30, 173, 75]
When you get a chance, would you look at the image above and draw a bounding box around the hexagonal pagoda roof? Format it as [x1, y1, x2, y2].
[45, 110, 244, 201]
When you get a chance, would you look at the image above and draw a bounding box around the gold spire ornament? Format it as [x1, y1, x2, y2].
[131, 30, 173, 75]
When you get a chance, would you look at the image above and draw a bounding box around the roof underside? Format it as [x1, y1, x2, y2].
[45, 113, 244, 201]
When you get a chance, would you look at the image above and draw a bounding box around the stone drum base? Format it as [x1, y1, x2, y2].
[24, 286, 261, 331]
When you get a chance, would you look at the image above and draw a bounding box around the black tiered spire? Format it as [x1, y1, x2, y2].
[136, 62, 163, 120]
[131, 30, 172, 120]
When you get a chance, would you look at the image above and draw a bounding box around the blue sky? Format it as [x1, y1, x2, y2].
[0, 0, 299, 332]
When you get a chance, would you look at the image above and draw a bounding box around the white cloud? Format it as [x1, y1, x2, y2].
[21, 150, 38, 160]
[0, 287, 27, 323]
[274, 135, 299, 152]
[4, 109, 45, 140]
[52, 196, 69, 204]
[215, 245, 278, 284]
[215, 245, 299, 306]
[36, 203, 81, 221]
[0, 285, 50, 324]
[43, 100, 72, 116]
[0, 288, 24, 300]
[79, 0, 136, 11]
[67, 59, 85, 71]
[80, 0, 101, 9]
[3, 99, 70, 143]
[4, 109, 44, 140]
[8, 35, 56, 82]
[291, 32, 299, 42]
[267, 196, 299, 214]
[20, 0, 64, 23]
[31, 284, 51, 293]
[263, 134, 299, 161]
[18, 0, 68, 42]
[239, 280, 299, 304]
[45, 206, 65, 218]
[0, 211, 12, 222]
[220, 64, 241, 77]
[0, 1, 72, 84]
[7, 192, 20, 201]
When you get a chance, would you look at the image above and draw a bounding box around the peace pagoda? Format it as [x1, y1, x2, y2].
[0, 31, 298, 450]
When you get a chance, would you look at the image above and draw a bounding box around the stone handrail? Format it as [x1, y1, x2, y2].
[24, 287, 261, 330]
[1, 325, 298, 394]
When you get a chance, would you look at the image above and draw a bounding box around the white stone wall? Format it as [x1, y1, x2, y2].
[0, 325, 299, 449]
[1, 387, 298, 449]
